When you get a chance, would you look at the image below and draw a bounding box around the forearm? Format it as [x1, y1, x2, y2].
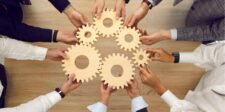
[0, 37, 47, 61]
[176, 18, 225, 41]
[0, 91, 62, 112]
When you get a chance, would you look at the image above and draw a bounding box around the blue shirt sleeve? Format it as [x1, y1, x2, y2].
[0, 17, 53, 42]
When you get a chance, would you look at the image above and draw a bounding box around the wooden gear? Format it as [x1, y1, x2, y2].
[62, 44, 102, 82]
[116, 27, 141, 51]
[100, 53, 135, 89]
[132, 49, 150, 66]
[93, 8, 123, 37]
[77, 24, 98, 45]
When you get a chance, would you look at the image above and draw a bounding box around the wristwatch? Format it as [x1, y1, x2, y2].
[55, 88, 65, 98]
[142, 0, 153, 9]
[172, 52, 180, 63]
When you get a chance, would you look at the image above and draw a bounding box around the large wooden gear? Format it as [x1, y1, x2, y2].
[62, 44, 102, 82]
[93, 8, 123, 37]
[116, 27, 141, 51]
[132, 49, 150, 66]
[76, 24, 98, 45]
[100, 53, 135, 89]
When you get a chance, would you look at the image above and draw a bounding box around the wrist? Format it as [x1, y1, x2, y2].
[60, 84, 70, 95]
[169, 54, 175, 63]
[160, 30, 171, 40]
[56, 31, 63, 42]
[153, 84, 167, 96]
[140, 2, 149, 12]
[63, 5, 75, 16]
[100, 96, 110, 105]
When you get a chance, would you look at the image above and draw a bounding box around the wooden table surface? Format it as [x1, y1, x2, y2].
[5, 0, 204, 112]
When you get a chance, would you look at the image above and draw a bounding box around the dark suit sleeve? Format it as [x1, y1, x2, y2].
[0, 17, 53, 42]
[176, 18, 225, 41]
[48, 0, 70, 13]
[137, 108, 148, 112]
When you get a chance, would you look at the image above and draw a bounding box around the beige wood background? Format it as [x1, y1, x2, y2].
[5, 0, 204, 112]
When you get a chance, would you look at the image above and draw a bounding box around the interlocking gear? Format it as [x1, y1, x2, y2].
[62, 44, 102, 82]
[116, 27, 141, 51]
[132, 49, 150, 66]
[100, 53, 135, 89]
[77, 24, 98, 45]
[93, 8, 123, 37]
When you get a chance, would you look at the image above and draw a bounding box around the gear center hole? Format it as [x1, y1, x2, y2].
[84, 31, 92, 38]
[75, 55, 89, 69]
[111, 65, 123, 77]
[139, 55, 144, 60]
[103, 18, 113, 28]
[125, 34, 134, 43]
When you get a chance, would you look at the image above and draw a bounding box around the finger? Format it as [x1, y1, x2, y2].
[58, 51, 68, 59]
[80, 16, 88, 25]
[128, 16, 136, 27]
[92, 7, 97, 17]
[125, 15, 132, 26]
[96, 8, 103, 19]
[121, 8, 126, 20]
[115, 8, 121, 20]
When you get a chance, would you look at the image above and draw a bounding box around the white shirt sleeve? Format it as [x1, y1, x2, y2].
[0, 91, 62, 112]
[87, 102, 107, 112]
[0, 37, 47, 63]
[131, 96, 148, 112]
[170, 29, 178, 40]
[179, 43, 225, 71]
[161, 90, 201, 112]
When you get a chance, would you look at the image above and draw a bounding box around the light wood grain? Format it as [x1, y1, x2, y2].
[5, 0, 204, 112]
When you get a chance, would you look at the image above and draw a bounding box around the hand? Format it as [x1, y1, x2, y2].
[138, 64, 166, 95]
[60, 74, 81, 95]
[140, 30, 171, 45]
[64, 5, 88, 28]
[114, 0, 126, 20]
[56, 30, 79, 45]
[146, 48, 174, 63]
[92, 0, 105, 18]
[100, 82, 115, 105]
[125, 2, 149, 27]
[126, 79, 141, 99]
[46, 48, 68, 61]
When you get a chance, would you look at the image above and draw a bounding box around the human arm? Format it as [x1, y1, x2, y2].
[138, 64, 201, 112]
[0, 75, 81, 112]
[87, 82, 114, 112]
[126, 79, 148, 112]
[145, 43, 225, 71]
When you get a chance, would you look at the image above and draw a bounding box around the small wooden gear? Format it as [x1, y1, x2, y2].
[116, 26, 141, 51]
[62, 44, 102, 82]
[100, 53, 135, 89]
[132, 49, 150, 66]
[93, 8, 123, 37]
[77, 24, 98, 45]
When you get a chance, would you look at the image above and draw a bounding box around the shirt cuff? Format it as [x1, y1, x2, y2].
[148, 0, 162, 6]
[170, 29, 178, 40]
[161, 90, 179, 107]
[87, 102, 107, 112]
[33, 46, 48, 61]
[179, 52, 195, 63]
[46, 91, 62, 105]
[131, 96, 148, 112]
